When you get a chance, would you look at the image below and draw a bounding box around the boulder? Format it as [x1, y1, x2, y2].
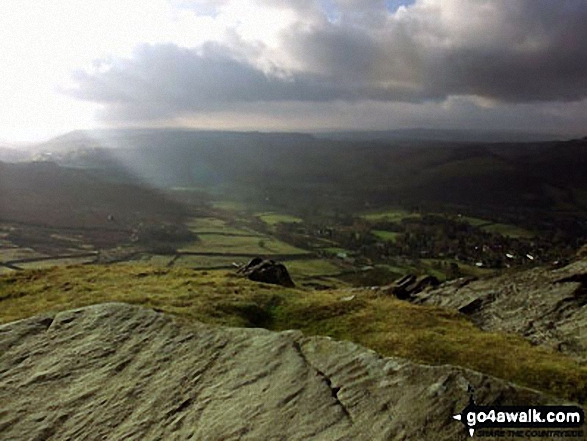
[237, 257, 295, 287]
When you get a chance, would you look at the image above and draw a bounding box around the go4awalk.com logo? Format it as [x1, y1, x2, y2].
[453, 395, 585, 438]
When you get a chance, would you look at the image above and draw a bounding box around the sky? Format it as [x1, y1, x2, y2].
[1, 0, 587, 142]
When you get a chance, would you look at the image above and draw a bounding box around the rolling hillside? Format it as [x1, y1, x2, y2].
[28, 130, 587, 215]
[0, 161, 188, 229]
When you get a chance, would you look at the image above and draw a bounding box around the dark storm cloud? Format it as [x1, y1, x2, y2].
[286, 0, 587, 102]
[68, 0, 587, 121]
[414, 0, 587, 102]
[68, 43, 416, 120]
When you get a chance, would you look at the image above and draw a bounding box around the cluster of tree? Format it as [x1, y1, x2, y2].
[134, 223, 198, 255]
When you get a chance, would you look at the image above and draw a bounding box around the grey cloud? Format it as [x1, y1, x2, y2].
[287, 24, 381, 82]
[68, 43, 417, 121]
[285, 0, 587, 102]
[68, 0, 587, 123]
[415, 0, 587, 102]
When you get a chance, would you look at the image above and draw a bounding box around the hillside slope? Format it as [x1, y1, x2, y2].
[0, 303, 579, 441]
[31, 129, 587, 214]
[0, 161, 187, 228]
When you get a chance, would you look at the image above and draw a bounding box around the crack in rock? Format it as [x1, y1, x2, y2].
[292, 340, 353, 424]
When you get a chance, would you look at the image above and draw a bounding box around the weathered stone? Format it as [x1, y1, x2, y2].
[413, 259, 587, 362]
[383, 274, 440, 299]
[237, 257, 295, 287]
[0, 303, 579, 441]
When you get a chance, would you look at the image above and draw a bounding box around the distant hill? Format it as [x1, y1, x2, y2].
[0, 146, 27, 162]
[27, 129, 587, 220]
[313, 128, 565, 143]
[0, 161, 188, 229]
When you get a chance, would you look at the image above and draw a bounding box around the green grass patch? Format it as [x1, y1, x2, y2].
[185, 217, 248, 235]
[173, 255, 241, 268]
[256, 212, 303, 226]
[128, 254, 176, 267]
[378, 263, 412, 274]
[0, 248, 49, 262]
[456, 216, 493, 227]
[0, 266, 16, 275]
[17, 257, 96, 270]
[211, 200, 250, 211]
[285, 259, 342, 278]
[186, 217, 227, 230]
[362, 209, 420, 223]
[480, 223, 535, 239]
[372, 230, 400, 242]
[322, 247, 352, 255]
[146, 255, 176, 266]
[179, 234, 308, 255]
[0, 264, 585, 403]
[187, 216, 265, 235]
[418, 258, 497, 280]
[0, 265, 296, 330]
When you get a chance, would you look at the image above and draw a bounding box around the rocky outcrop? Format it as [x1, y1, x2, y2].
[383, 274, 440, 299]
[413, 259, 587, 362]
[237, 257, 295, 287]
[0, 303, 578, 441]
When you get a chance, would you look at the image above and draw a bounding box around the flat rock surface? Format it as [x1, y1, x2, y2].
[413, 260, 587, 362]
[0, 303, 579, 440]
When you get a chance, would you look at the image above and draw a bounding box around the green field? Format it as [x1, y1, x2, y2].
[456, 215, 492, 227]
[378, 263, 410, 274]
[372, 230, 400, 242]
[256, 212, 303, 226]
[173, 255, 241, 269]
[418, 258, 497, 280]
[322, 247, 352, 255]
[186, 217, 255, 235]
[133, 254, 343, 283]
[186, 217, 227, 230]
[0, 247, 49, 262]
[48, 233, 86, 244]
[135, 254, 176, 266]
[210, 200, 250, 211]
[285, 259, 342, 278]
[179, 234, 308, 255]
[480, 223, 535, 238]
[17, 256, 96, 270]
[455, 215, 535, 238]
[362, 209, 420, 223]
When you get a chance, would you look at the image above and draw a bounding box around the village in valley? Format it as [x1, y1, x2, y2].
[2, 182, 583, 290]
